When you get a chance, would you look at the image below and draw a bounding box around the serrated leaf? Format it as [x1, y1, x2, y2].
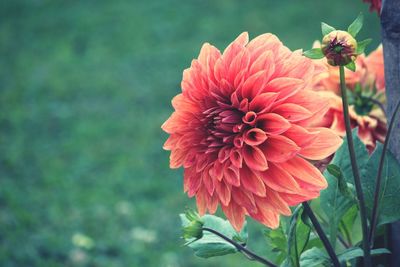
[303, 48, 324, 59]
[264, 224, 288, 264]
[357, 38, 372, 54]
[345, 61, 356, 72]
[180, 214, 247, 258]
[348, 13, 364, 37]
[299, 247, 330, 267]
[321, 22, 336, 36]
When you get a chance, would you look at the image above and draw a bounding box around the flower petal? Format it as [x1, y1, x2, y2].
[242, 144, 269, 171]
[279, 157, 328, 190]
[299, 127, 343, 160]
[260, 135, 300, 162]
[257, 113, 291, 135]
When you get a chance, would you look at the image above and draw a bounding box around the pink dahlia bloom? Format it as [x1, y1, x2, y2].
[162, 32, 342, 231]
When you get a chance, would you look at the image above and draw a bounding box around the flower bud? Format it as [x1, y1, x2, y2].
[182, 210, 204, 240]
[321, 30, 358, 66]
[183, 220, 204, 240]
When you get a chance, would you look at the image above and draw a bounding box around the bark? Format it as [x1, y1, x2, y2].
[380, 0, 400, 266]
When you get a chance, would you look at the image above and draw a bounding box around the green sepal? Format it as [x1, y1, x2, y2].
[345, 61, 356, 72]
[321, 22, 336, 36]
[303, 48, 324, 59]
[348, 12, 364, 37]
[357, 38, 372, 54]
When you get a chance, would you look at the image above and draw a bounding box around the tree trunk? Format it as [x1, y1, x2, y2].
[380, 0, 400, 266]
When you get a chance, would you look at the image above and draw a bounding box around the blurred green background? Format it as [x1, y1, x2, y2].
[0, 1, 380, 266]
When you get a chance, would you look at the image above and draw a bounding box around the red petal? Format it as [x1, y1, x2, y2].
[223, 163, 241, 187]
[221, 201, 246, 232]
[257, 113, 291, 135]
[243, 128, 268, 146]
[240, 165, 267, 197]
[259, 163, 301, 194]
[215, 179, 231, 206]
[272, 103, 312, 122]
[242, 145, 269, 171]
[249, 92, 278, 114]
[299, 127, 343, 160]
[260, 135, 299, 162]
[280, 157, 327, 190]
[262, 77, 304, 104]
[283, 124, 318, 148]
[231, 187, 257, 213]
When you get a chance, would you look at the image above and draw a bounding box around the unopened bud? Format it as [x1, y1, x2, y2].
[183, 220, 204, 240]
[321, 30, 358, 66]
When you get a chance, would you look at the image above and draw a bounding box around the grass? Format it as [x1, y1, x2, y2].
[0, 0, 380, 266]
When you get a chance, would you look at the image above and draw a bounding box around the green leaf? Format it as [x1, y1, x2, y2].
[347, 13, 364, 37]
[345, 61, 356, 72]
[334, 128, 369, 182]
[339, 205, 361, 246]
[320, 131, 365, 248]
[180, 214, 247, 258]
[299, 247, 330, 267]
[326, 164, 354, 198]
[357, 38, 372, 54]
[264, 223, 288, 264]
[338, 247, 391, 262]
[287, 206, 311, 267]
[321, 22, 336, 36]
[321, 171, 356, 248]
[303, 48, 324, 59]
[361, 143, 400, 226]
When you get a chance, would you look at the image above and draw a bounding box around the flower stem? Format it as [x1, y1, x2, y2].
[202, 227, 277, 267]
[339, 65, 371, 266]
[369, 98, 400, 246]
[302, 202, 340, 267]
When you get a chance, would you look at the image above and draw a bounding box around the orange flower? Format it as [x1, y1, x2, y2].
[162, 32, 342, 231]
[312, 44, 387, 152]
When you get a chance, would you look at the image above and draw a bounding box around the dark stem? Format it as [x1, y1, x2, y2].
[339, 66, 371, 267]
[202, 227, 278, 267]
[369, 98, 400, 245]
[302, 202, 341, 267]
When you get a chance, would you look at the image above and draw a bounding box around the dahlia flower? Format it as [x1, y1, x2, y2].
[162, 32, 342, 231]
[312, 44, 386, 152]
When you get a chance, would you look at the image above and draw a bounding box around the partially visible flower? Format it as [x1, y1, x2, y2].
[163, 32, 342, 231]
[313, 42, 385, 94]
[316, 91, 386, 153]
[312, 43, 387, 152]
[365, 44, 385, 91]
[363, 0, 382, 15]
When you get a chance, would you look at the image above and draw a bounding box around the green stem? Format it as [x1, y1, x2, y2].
[369, 98, 400, 245]
[202, 227, 278, 267]
[339, 66, 371, 266]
